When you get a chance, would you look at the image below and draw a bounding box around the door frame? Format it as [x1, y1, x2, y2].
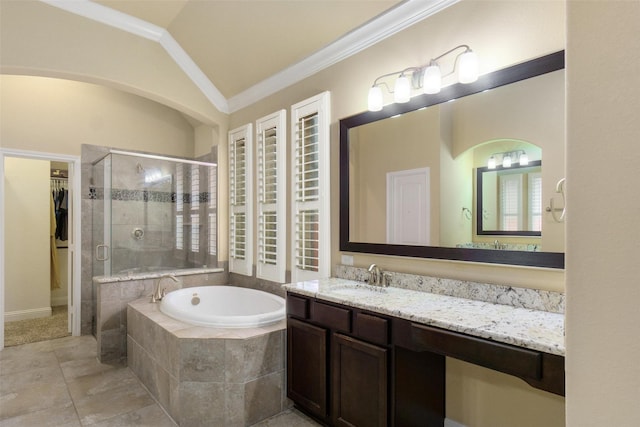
[0, 148, 82, 350]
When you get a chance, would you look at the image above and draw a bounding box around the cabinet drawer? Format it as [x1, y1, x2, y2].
[312, 302, 351, 332]
[287, 295, 309, 319]
[411, 323, 542, 380]
[354, 312, 389, 346]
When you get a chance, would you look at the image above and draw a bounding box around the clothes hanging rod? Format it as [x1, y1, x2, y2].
[91, 149, 216, 167]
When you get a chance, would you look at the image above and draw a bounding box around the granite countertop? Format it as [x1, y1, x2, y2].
[283, 277, 565, 356]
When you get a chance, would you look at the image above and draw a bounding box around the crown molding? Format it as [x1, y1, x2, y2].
[40, 0, 459, 117]
[40, 0, 229, 113]
[40, 0, 165, 41]
[227, 0, 460, 113]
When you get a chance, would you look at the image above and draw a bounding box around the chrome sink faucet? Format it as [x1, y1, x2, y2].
[151, 274, 179, 302]
[367, 264, 389, 287]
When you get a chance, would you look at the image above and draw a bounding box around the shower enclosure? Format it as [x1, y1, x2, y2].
[91, 150, 218, 277]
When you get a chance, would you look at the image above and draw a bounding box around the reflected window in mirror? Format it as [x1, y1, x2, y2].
[477, 160, 542, 237]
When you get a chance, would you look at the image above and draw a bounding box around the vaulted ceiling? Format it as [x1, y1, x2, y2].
[94, 0, 400, 100]
[1, 0, 459, 117]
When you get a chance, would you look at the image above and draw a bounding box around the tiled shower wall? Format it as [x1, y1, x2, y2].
[80, 144, 219, 335]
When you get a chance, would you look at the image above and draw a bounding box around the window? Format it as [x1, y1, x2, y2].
[190, 164, 200, 252]
[256, 110, 286, 282]
[499, 171, 542, 232]
[208, 164, 217, 256]
[291, 92, 331, 281]
[528, 172, 542, 232]
[499, 173, 523, 231]
[229, 124, 253, 276]
[175, 163, 184, 250]
[190, 213, 200, 252]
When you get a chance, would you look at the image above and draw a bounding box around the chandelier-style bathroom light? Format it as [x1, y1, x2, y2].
[487, 150, 529, 169]
[367, 45, 479, 111]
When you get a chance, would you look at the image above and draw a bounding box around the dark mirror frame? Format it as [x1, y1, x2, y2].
[477, 160, 543, 236]
[339, 50, 565, 269]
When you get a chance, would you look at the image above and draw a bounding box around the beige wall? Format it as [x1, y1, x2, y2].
[3, 157, 51, 318]
[350, 107, 439, 244]
[0, 75, 197, 158]
[0, 0, 226, 126]
[228, 0, 566, 293]
[566, 1, 640, 425]
[228, 1, 566, 425]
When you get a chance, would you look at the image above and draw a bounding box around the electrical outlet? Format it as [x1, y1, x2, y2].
[341, 255, 354, 266]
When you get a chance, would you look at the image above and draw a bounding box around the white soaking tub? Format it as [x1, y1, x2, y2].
[159, 285, 285, 328]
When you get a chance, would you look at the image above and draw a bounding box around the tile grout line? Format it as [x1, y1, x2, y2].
[127, 366, 179, 427]
[51, 340, 85, 426]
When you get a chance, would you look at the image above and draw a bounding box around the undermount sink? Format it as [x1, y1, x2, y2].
[330, 284, 387, 297]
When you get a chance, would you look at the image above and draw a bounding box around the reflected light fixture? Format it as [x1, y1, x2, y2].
[367, 45, 479, 111]
[487, 150, 529, 169]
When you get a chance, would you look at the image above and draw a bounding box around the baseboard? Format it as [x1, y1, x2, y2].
[5, 307, 52, 322]
[51, 296, 68, 307]
[445, 419, 467, 427]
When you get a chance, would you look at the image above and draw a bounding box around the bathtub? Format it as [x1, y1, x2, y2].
[159, 285, 285, 328]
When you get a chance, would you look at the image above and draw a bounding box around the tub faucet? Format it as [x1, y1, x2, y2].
[151, 274, 179, 302]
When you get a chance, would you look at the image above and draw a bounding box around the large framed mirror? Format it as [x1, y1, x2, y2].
[339, 51, 565, 268]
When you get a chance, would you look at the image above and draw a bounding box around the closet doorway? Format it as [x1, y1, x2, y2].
[0, 149, 81, 351]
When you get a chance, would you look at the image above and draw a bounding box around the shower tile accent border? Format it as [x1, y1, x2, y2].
[334, 264, 565, 314]
[88, 187, 211, 204]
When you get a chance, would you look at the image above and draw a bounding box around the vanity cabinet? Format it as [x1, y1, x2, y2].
[286, 294, 394, 426]
[286, 293, 446, 427]
[331, 333, 388, 426]
[286, 290, 565, 427]
[287, 317, 328, 420]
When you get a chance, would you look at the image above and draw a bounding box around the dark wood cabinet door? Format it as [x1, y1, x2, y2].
[287, 317, 329, 420]
[331, 333, 388, 427]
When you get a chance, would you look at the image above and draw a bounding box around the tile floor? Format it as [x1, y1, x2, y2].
[0, 335, 320, 427]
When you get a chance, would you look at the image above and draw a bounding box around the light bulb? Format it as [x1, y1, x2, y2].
[519, 152, 529, 165]
[368, 86, 383, 111]
[502, 155, 512, 168]
[488, 156, 496, 169]
[423, 64, 442, 94]
[458, 49, 479, 84]
[394, 75, 411, 103]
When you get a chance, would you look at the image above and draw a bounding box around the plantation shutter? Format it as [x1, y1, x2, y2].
[190, 165, 200, 252]
[208, 164, 217, 256]
[528, 172, 542, 232]
[257, 111, 286, 282]
[175, 163, 184, 250]
[499, 173, 523, 231]
[229, 124, 253, 276]
[291, 92, 330, 281]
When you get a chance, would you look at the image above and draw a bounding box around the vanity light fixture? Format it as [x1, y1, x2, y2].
[367, 45, 479, 111]
[487, 150, 529, 169]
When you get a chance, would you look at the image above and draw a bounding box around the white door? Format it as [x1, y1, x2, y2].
[387, 168, 430, 245]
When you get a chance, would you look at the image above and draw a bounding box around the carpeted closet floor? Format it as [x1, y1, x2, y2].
[4, 305, 70, 347]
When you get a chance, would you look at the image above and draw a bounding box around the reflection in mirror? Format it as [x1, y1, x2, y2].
[477, 159, 542, 238]
[340, 51, 565, 268]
